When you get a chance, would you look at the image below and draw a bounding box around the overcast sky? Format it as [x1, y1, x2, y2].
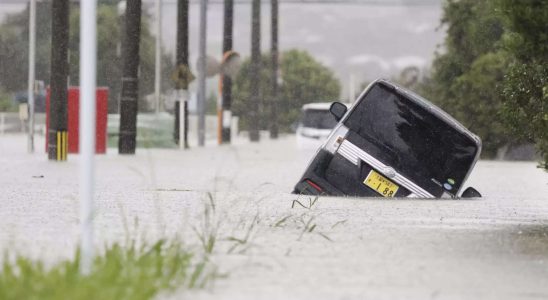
[1, 1, 446, 98]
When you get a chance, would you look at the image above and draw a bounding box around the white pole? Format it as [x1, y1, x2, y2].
[349, 73, 355, 102]
[197, 0, 207, 147]
[27, 0, 36, 153]
[79, 0, 97, 275]
[154, 0, 162, 114]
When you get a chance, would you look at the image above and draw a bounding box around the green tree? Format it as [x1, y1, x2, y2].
[68, 4, 175, 112]
[422, 0, 548, 168]
[450, 51, 510, 155]
[497, 0, 548, 169]
[419, 0, 513, 157]
[0, 2, 50, 93]
[0, 2, 173, 113]
[233, 49, 341, 132]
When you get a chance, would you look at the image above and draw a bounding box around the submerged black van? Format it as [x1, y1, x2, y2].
[293, 79, 482, 198]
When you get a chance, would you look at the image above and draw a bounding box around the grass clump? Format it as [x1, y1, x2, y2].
[0, 239, 213, 300]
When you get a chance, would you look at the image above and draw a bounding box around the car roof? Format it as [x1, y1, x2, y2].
[302, 102, 350, 110]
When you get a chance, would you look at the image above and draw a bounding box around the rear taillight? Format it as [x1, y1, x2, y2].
[305, 179, 323, 192]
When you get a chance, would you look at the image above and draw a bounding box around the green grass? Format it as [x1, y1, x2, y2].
[0, 239, 215, 300]
[107, 114, 178, 149]
[108, 126, 178, 149]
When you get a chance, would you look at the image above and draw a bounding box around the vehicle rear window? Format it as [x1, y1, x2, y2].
[301, 109, 338, 129]
[343, 83, 478, 195]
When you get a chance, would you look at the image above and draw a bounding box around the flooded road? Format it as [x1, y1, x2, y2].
[1, 134, 547, 299]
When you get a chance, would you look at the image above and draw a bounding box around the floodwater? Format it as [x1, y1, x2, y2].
[1, 134, 547, 299]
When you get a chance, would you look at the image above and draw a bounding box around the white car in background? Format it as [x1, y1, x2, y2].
[296, 102, 349, 149]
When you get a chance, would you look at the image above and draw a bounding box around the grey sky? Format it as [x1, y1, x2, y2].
[1, 1, 446, 98]
[169, 2, 445, 97]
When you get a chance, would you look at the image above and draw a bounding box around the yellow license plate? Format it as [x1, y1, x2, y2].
[363, 170, 399, 197]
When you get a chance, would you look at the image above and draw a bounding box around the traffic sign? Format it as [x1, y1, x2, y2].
[171, 64, 195, 89]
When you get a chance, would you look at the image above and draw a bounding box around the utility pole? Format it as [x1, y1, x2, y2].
[349, 73, 355, 102]
[48, 0, 69, 161]
[197, 0, 208, 146]
[28, 0, 36, 153]
[269, 0, 279, 139]
[249, 0, 260, 142]
[174, 0, 191, 149]
[220, 0, 233, 144]
[79, 0, 97, 275]
[118, 0, 142, 154]
[154, 0, 162, 114]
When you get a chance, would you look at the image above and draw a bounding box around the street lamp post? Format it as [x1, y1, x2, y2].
[154, 0, 162, 114]
[79, 0, 97, 275]
[220, 0, 234, 144]
[249, 0, 261, 142]
[197, 0, 208, 146]
[270, 0, 279, 139]
[174, 0, 190, 149]
[28, 0, 36, 153]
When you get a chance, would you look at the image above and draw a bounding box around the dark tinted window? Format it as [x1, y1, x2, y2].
[344, 83, 478, 195]
[301, 109, 338, 129]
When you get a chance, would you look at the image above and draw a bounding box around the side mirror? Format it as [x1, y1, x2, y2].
[461, 187, 481, 198]
[330, 102, 347, 122]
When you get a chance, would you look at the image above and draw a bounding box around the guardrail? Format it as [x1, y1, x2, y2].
[0, 112, 239, 148]
[0, 112, 46, 134]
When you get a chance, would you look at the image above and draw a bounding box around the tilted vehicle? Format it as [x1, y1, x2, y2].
[293, 79, 482, 198]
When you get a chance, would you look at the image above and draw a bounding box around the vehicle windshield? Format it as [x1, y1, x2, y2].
[344, 83, 479, 195]
[301, 109, 338, 130]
